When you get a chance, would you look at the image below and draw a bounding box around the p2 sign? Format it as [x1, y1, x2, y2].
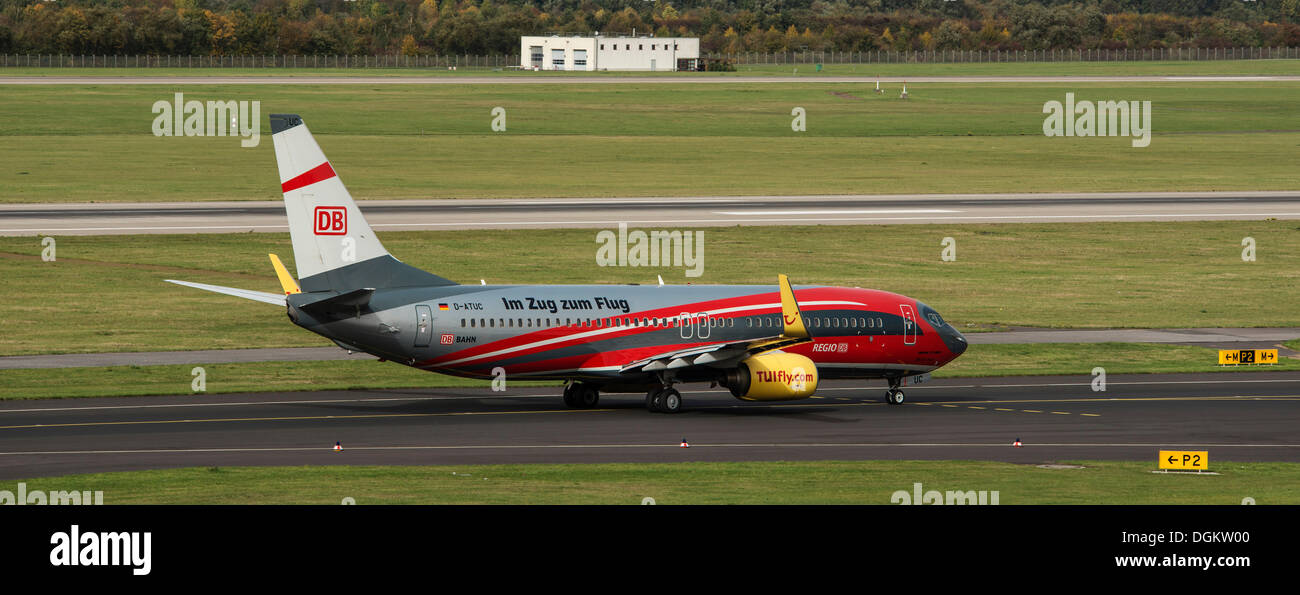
[1159, 450, 1209, 471]
[314, 206, 347, 235]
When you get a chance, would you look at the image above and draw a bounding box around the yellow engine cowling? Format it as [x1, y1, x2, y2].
[722, 351, 819, 401]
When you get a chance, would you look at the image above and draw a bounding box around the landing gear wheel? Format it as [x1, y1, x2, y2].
[565, 382, 599, 408]
[884, 377, 905, 405]
[576, 385, 600, 409]
[659, 388, 683, 414]
[646, 388, 662, 412]
[885, 389, 905, 405]
[646, 388, 665, 412]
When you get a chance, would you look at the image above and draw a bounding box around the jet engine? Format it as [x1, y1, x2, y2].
[720, 351, 818, 401]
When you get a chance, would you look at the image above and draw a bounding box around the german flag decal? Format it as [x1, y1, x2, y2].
[438, 303, 449, 311]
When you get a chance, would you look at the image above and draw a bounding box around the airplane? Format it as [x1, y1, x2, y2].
[167, 114, 968, 414]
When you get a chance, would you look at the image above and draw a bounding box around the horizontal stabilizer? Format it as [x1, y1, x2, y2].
[165, 280, 286, 306]
[299, 287, 375, 311]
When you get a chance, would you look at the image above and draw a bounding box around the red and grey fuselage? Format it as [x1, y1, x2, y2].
[288, 282, 967, 390]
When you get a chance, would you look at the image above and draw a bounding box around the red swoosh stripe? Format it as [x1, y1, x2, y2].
[280, 162, 336, 193]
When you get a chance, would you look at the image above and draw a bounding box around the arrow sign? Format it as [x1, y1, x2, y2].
[1159, 450, 1209, 471]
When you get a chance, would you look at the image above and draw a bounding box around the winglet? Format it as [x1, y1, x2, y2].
[778, 274, 809, 339]
[269, 254, 301, 295]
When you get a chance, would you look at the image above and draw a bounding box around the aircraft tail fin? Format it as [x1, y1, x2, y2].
[269, 114, 455, 292]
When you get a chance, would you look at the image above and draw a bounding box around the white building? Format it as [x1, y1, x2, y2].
[521, 34, 700, 72]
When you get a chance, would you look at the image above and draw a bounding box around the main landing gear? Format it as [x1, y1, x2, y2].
[645, 385, 683, 414]
[562, 379, 683, 413]
[884, 377, 906, 405]
[562, 381, 600, 409]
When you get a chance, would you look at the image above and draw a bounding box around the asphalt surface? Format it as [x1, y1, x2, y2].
[4, 75, 1298, 85]
[1, 372, 1297, 479]
[5, 191, 1300, 235]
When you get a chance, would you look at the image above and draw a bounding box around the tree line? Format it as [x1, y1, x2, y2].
[1, 0, 1297, 57]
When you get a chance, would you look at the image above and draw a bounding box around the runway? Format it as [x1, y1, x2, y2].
[1, 372, 1297, 479]
[4, 191, 1300, 236]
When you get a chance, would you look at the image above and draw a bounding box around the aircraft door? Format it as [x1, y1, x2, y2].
[900, 304, 916, 345]
[415, 305, 432, 347]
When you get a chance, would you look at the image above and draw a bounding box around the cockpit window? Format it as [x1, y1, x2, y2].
[917, 302, 947, 328]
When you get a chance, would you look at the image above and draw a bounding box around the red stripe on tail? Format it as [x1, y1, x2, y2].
[281, 162, 336, 193]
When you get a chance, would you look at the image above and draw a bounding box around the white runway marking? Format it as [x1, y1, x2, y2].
[712, 209, 960, 215]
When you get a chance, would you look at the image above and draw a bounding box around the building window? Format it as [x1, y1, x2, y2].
[600, 44, 605, 50]
[652, 44, 656, 50]
[551, 49, 565, 68]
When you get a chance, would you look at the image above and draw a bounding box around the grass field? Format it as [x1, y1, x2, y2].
[3, 460, 1294, 504]
[2, 221, 1297, 356]
[0, 359, 518, 399]
[2, 80, 1298, 202]
[4, 59, 1299, 78]
[4, 341, 1295, 400]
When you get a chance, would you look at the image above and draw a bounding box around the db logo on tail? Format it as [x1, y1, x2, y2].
[314, 206, 347, 235]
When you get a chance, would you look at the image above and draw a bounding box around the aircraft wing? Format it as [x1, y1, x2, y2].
[164, 279, 287, 306]
[620, 274, 813, 374]
[619, 334, 808, 374]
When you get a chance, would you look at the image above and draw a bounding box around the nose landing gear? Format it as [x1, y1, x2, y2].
[884, 377, 905, 405]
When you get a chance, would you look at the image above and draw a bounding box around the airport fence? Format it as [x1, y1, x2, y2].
[717, 46, 1300, 64]
[2, 47, 1297, 69]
